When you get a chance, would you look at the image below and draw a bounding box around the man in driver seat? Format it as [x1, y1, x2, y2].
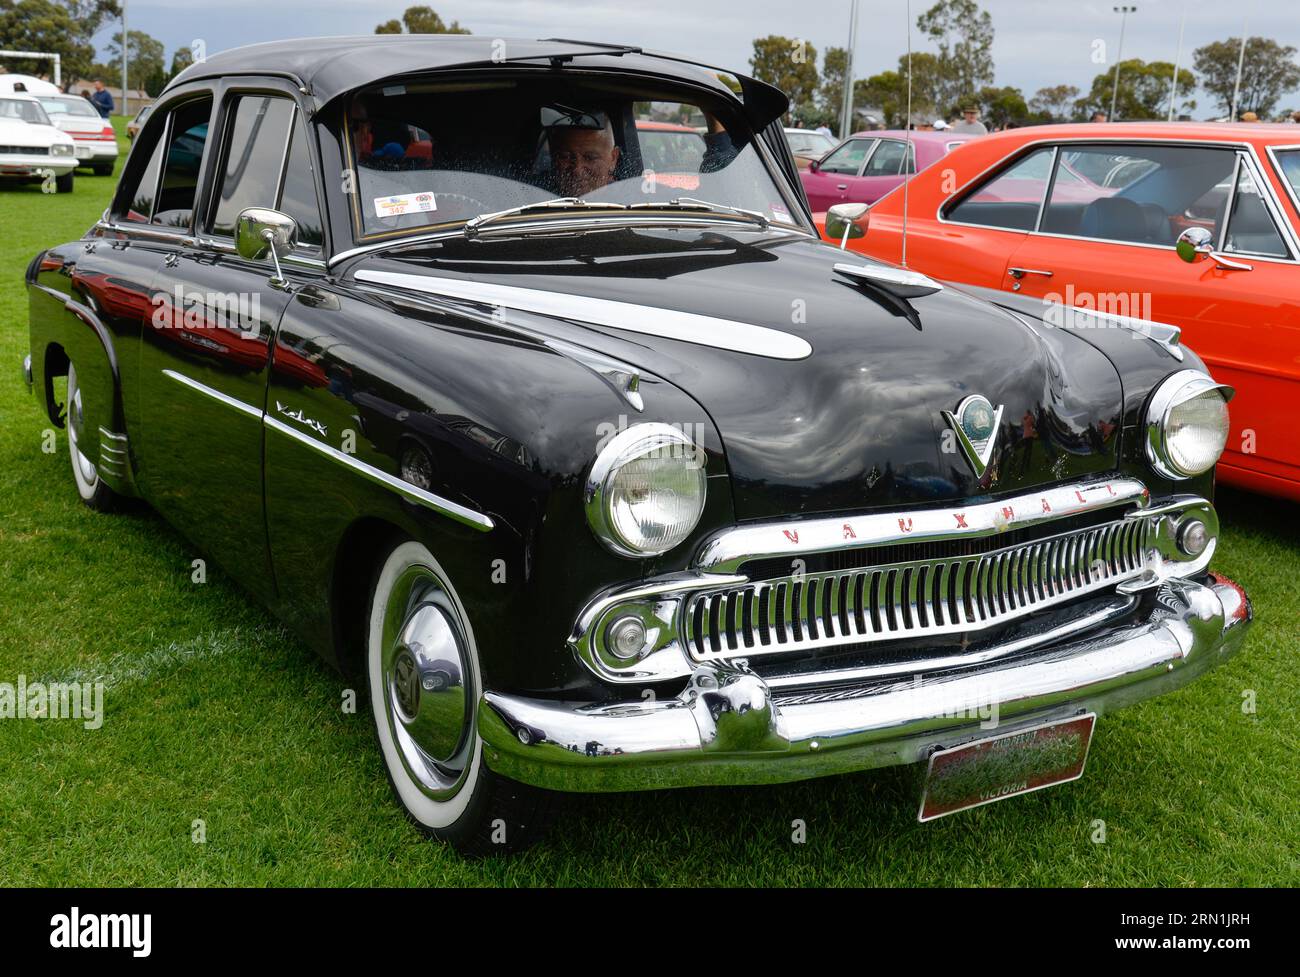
[548, 111, 621, 198]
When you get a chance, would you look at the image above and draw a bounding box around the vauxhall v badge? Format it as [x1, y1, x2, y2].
[942, 395, 1004, 478]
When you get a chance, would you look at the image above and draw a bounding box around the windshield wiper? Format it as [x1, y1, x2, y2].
[628, 197, 770, 229]
[463, 198, 627, 238]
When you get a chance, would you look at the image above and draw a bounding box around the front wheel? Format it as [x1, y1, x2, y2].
[365, 540, 554, 856]
[55, 170, 74, 193]
[66, 363, 119, 511]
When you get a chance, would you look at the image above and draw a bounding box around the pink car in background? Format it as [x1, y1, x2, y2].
[801, 129, 973, 212]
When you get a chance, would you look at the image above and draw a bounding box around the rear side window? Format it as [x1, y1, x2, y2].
[863, 139, 906, 177]
[1271, 148, 1300, 207]
[152, 97, 214, 228]
[1041, 145, 1235, 245]
[120, 128, 165, 222]
[819, 138, 872, 175]
[945, 147, 1055, 231]
[210, 96, 295, 238]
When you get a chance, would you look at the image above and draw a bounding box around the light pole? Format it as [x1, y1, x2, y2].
[839, 0, 859, 140]
[1110, 5, 1137, 122]
[121, 0, 128, 118]
[1167, 1, 1186, 121]
[1229, 15, 1250, 121]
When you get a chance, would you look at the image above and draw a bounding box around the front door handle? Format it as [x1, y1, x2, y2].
[837, 184, 848, 191]
[1008, 267, 1053, 279]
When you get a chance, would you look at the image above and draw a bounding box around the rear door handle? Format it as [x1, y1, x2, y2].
[1008, 267, 1053, 279]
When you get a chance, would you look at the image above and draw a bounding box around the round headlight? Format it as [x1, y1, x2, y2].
[1146, 371, 1232, 479]
[586, 423, 707, 557]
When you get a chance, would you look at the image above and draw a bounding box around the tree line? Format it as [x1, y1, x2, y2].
[0, 2, 467, 96]
[751, 0, 1300, 128]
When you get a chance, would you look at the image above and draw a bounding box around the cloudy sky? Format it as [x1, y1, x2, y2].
[95, 0, 1296, 117]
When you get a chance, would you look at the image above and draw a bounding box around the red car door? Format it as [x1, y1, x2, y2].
[1000, 143, 1300, 497]
[801, 137, 875, 212]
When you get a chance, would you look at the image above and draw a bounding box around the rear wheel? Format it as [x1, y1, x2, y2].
[365, 540, 554, 856]
[66, 363, 118, 512]
[92, 163, 114, 177]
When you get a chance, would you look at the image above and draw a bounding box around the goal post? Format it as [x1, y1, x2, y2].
[0, 50, 61, 88]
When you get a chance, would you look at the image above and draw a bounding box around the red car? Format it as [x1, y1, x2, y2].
[821, 123, 1300, 501]
[801, 129, 972, 212]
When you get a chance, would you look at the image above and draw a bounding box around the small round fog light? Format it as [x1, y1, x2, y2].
[606, 615, 648, 661]
[1178, 518, 1209, 558]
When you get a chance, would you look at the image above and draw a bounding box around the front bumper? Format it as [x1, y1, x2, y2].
[479, 573, 1251, 792]
[72, 143, 118, 164]
[0, 155, 76, 177]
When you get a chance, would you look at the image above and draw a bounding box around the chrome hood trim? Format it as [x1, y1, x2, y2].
[354, 268, 814, 360]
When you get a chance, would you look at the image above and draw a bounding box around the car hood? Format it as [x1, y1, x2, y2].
[356, 225, 1124, 521]
[0, 118, 69, 146]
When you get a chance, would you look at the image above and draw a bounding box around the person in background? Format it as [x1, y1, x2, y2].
[90, 79, 114, 119]
[1239, 111, 1259, 123]
[948, 104, 987, 135]
[80, 89, 92, 101]
[1091, 110, 1108, 123]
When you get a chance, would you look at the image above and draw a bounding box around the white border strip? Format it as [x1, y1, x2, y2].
[355, 269, 814, 361]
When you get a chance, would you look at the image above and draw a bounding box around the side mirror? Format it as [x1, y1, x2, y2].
[826, 202, 870, 248]
[1176, 225, 1253, 272]
[1175, 226, 1212, 263]
[809, 158, 820, 173]
[236, 207, 298, 289]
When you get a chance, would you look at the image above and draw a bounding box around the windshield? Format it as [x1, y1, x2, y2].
[38, 95, 99, 118]
[344, 75, 798, 239]
[0, 97, 52, 126]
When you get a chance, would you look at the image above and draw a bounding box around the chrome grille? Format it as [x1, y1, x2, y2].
[684, 515, 1155, 662]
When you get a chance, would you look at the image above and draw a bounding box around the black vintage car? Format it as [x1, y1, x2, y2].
[22, 36, 1252, 854]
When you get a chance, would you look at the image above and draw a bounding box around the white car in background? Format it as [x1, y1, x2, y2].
[0, 93, 77, 192]
[36, 94, 118, 175]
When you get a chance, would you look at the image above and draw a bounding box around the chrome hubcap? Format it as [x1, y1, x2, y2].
[381, 565, 474, 800]
[67, 366, 98, 488]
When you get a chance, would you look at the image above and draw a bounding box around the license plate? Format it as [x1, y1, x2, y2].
[918, 713, 1096, 822]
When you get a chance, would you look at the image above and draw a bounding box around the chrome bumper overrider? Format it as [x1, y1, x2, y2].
[479, 574, 1251, 792]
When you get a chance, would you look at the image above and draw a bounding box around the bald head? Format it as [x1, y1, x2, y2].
[550, 120, 620, 198]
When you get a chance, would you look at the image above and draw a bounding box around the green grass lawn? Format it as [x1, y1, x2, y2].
[1, 118, 1297, 886]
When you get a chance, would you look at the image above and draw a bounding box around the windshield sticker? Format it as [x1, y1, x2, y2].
[374, 192, 438, 219]
[770, 202, 792, 224]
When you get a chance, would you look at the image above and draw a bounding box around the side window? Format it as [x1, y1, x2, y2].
[1275, 149, 1300, 202]
[117, 122, 166, 222]
[819, 139, 872, 175]
[278, 115, 325, 250]
[1041, 145, 1236, 245]
[152, 97, 214, 228]
[210, 95, 295, 238]
[863, 139, 906, 177]
[1223, 162, 1289, 257]
[945, 147, 1055, 231]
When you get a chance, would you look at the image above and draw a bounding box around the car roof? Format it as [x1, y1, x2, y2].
[847, 128, 966, 142]
[0, 93, 41, 102]
[636, 120, 698, 132]
[165, 35, 789, 129]
[960, 121, 1299, 147]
